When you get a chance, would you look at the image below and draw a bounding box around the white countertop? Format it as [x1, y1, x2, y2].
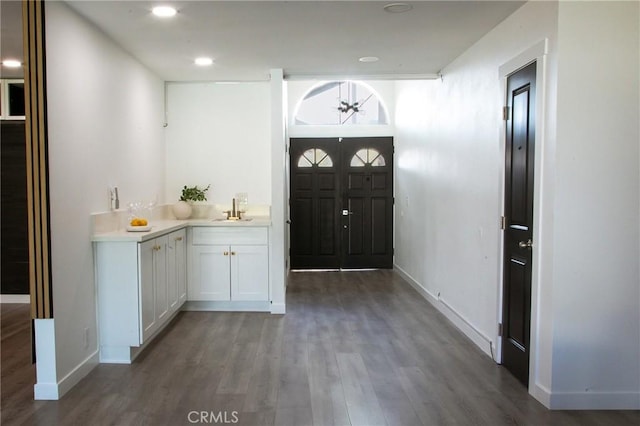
[91, 216, 271, 242]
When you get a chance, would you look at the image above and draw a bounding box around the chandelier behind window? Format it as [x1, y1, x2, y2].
[295, 81, 388, 126]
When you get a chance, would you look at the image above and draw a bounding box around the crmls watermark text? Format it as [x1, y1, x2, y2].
[187, 411, 239, 424]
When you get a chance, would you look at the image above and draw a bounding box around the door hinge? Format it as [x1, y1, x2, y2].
[500, 216, 506, 230]
[498, 323, 503, 337]
[502, 106, 510, 121]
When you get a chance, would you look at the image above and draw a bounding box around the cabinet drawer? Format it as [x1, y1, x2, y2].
[191, 227, 268, 245]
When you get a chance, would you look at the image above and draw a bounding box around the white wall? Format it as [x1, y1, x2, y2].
[165, 80, 284, 312]
[551, 1, 639, 409]
[41, 1, 165, 399]
[394, 0, 640, 409]
[393, 0, 558, 405]
[165, 82, 271, 206]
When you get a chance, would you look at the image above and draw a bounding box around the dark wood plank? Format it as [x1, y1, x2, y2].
[243, 317, 284, 413]
[3, 271, 640, 426]
[336, 352, 387, 426]
[308, 340, 350, 426]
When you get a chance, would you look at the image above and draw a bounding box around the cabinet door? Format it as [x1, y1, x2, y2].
[166, 230, 185, 312]
[190, 245, 231, 301]
[154, 235, 169, 324]
[167, 229, 187, 310]
[167, 234, 177, 312]
[177, 237, 187, 305]
[231, 245, 269, 301]
[139, 239, 157, 343]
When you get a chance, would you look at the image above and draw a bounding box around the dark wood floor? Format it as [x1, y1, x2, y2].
[2, 270, 639, 425]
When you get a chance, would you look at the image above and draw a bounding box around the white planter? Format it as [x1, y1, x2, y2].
[172, 201, 192, 220]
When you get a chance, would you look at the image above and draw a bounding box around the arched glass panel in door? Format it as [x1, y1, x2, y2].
[350, 148, 386, 167]
[297, 148, 333, 168]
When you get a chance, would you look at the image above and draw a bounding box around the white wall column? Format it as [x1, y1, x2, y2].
[270, 69, 286, 314]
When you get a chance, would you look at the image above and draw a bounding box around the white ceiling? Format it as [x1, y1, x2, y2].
[0, 0, 24, 79]
[2, 1, 526, 81]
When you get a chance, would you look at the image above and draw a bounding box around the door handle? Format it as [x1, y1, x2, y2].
[518, 239, 533, 249]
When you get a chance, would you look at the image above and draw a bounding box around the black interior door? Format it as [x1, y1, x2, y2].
[289, 137, 394, 270]
[502, 61, 536, 386]
[340, 137, 393, 269]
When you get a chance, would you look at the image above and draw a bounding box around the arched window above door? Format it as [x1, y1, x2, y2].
[297, 148, 334, 168]
[350, 148, 386, 167]
[295, 81, 389, 125]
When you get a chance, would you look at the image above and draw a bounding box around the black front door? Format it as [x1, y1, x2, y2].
[289, 137, 393, 269]
[502, 61, 536, 386]
[289, 138, 341, 269]
[340, 137, 393, 269]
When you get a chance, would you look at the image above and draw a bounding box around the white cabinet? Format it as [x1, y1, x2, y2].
[95, 224, 269, 362]
[191, 245, 231, 300]
[96, 228, 187, 363]
[139, 236, 166, 343]
[189, 227, 269, 304]
[232, 245, 269, 301]
[139, 231, 182, 343]
[167, 229, 187, 310]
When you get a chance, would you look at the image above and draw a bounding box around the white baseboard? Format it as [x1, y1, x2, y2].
[531, 382, 552, 408]
[394, 265, 495, 360]
[394, 265, 439, 303]
[549, 391, 640, 410]
[34, 319, 57, 400]
[57, 350, 99, 398]
[0, 294, 30, 303]
[100, 346, 134, 364]
[34, 350, 99, 400]
[183, 300, 271, 312]
[270, 302, 286, 315]
[100, 309, 182, 364]
[34, 382, 59, 400]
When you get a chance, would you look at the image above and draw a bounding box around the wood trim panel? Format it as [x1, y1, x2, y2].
[23, 0, 53, 319]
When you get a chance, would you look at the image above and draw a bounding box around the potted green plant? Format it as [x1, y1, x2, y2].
[172, 184, 210, 219]
[179, 184, 210, 202]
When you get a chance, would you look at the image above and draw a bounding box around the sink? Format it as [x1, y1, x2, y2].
[212, 218, 253, 222]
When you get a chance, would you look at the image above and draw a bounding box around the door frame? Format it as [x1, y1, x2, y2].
[497, 39, 548, 397]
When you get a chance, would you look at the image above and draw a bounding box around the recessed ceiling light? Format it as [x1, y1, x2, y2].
[2, 59, 22, 68]
[359, 56, 379, 63]
[383, 3, 413, 13]
[194, 57, 213, 66]
[152, 6, 177, 18]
